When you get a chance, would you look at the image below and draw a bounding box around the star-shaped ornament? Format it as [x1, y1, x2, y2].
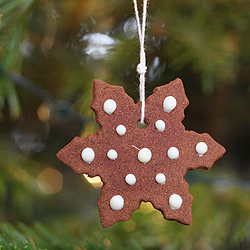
[57, 78, 225, 228]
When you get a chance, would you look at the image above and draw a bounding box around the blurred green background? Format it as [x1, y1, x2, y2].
[0, 0, 250, 249]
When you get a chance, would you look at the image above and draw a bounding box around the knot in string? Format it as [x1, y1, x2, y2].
[133, 0, 148, 125]
[137, 63, 147, 75]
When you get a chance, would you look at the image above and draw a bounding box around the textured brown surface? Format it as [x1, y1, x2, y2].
[57, 78, 226, 228]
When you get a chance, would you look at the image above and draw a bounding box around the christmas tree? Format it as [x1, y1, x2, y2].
[0, 0, 249, 249]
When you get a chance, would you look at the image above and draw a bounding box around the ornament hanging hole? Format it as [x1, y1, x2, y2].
[137, 121, 146, 129]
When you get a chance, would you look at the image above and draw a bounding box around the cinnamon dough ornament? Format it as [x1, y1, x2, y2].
[56, 78, 226, 228]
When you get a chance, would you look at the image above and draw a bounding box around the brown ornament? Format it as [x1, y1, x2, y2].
[56, 78, 226, 228]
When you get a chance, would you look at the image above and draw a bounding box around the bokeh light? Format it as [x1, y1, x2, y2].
[37, 168, 63, 195]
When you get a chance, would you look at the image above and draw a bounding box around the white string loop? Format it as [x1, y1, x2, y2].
[133, 0, 148, 125]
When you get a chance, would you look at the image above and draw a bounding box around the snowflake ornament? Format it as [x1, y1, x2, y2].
[57, 78, 226, 228]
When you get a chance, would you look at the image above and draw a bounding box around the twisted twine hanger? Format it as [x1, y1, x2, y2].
[133, 0, 149, 125]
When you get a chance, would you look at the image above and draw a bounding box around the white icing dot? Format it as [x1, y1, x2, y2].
[103, 99, 116, 114]
[155, 173, 166, 184]
[163, 96, 177, 112]
[81, 147, 95, 163]
[169, 194, 182, 210]
[110, 195, 124, 210]
[167, 147, 179, 160]
[107, 149, 118, 160]
[155, 120, 165, 132]
[116, 125, 126, 136]
[196, 142, 208, 156]
[138, 148, 152, 163]
[125, 174, 136, 185]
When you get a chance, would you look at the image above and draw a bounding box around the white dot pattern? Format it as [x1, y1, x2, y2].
[138, 148, 152, 163]
[196, 142, 208, 156]
[167, 147, 179, 160]
[163, 96, 177, 112]
[125, 174, 136, 185]
[169, 194, 182, 210]
[81, 148, 95, 163]
[116, 125, 126, 136]
[110, 195, 124, 210]
[103, 99, 116, 114]
[155, 173, 166, 184]
[107, 149, 118, 160]
[155, 120, 165, 132]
